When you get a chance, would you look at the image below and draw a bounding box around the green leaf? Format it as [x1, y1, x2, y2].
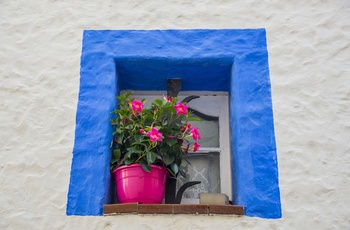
[124, 158, 136, 165]
[116, 133, 124, 145]
[125, 150, 133, 159]
[175, 157, 182, 167]
[170, 163, 179, 175]
[153, 99, 163, 107]
[110, 120, 118, 125]
[159, 145, 170, 156]
[134, 134, 144, 143]
[140, 161, 151, 172]
[163, 154, 175, 165]
[113, 149, 121, 160]
[131, 142, 148, 151]
[126, 147, 144, 154]
[117, 92, 132, 103]
[110, 158, 118, 164]
[110, 165, 117, 171]
[147, 151, 157, 164]
[165, 138, 177, 146]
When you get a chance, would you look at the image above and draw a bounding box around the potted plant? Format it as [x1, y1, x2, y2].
[110, 92, 201, 204]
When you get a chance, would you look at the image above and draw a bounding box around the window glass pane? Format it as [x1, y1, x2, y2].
[189, 114, 219, 148]
[176, 152, 220, 199]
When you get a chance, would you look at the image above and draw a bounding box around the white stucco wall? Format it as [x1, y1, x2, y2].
[1, 1, 349, 229]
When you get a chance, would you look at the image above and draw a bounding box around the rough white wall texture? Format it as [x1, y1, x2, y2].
[1, 1, 349, 229]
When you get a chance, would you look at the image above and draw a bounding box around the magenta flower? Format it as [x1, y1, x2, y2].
[140, 129, 146, 134]
[193, 142, 200, 152]
[174, 103, 188, 115]
[130, 100, 144, 114]
[163, 95, 173, 103]
[146, 127, 163, 142]
[181, 123, 192, 132]
[190, 126, 201, 141]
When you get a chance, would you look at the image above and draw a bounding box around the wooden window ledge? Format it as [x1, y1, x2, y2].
[104, 203, 244, 216]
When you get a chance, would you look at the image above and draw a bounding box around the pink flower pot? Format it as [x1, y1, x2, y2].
[113, 164, 169, 204]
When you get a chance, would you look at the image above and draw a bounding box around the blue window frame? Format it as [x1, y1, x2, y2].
[66, 29, 281, 219]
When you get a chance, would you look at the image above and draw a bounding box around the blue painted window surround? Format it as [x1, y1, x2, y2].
[66, 29, 281, 219]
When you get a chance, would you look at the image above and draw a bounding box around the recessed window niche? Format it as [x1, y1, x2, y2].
[66, 29, 281, 219]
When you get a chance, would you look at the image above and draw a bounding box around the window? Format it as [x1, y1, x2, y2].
[66, 29, 281, 218]
[130, 91, 231, 204]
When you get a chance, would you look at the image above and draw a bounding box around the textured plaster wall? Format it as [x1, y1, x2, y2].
[0, 1, 349, 229]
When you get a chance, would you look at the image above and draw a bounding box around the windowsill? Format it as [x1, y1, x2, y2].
[104, 203, 244, 216]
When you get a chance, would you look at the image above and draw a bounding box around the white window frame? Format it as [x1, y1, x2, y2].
[122, 90, 232, 202]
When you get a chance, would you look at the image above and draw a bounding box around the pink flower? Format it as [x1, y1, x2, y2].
[181, 123, 192, 132]
[193, 142, 200, 152]
[140, 129, 146, 134]
[163, 95, 173, 102]
[129, 100, 144, 114]
[146, 127, 163, 142]
[174, 103, 188, 115]
[190, 126, 201, 140]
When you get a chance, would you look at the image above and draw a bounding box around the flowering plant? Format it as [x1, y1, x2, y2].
[110, 92, 201, 177]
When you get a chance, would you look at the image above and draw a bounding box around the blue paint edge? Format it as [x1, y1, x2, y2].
[66, 29, 281, 218]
